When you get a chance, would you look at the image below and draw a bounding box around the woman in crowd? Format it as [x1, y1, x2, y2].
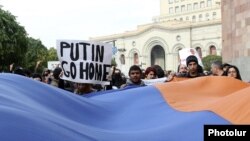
[226, 65, 242, 80]
[144, 67, 157, 80]
[177, 64, 188, 74]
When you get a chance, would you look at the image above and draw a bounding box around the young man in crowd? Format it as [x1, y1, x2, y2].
[177, 55, 205, 78]
[120, 65, 145, 88]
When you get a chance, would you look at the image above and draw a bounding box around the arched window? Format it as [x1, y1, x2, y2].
[187, 4, 192, 11]
[209, 46, 217, 55]
[175, 6, 180, 13]
[199, 14, 202, 21]
[195, 47, 202, 59]
[192, 15, 196, 22]
[169, 7, 173, 14]
[120, 54, 125, 64]
[207, 0, 212, 7]
[134, 53, 139, 65]
[213, 12, 217, 19]
[200, 1, 205, 8]
[193, 3, 198, 10]
[206, 13, 210, 20]
[181, 5, 185, 12]
[151, 45, 165, 70]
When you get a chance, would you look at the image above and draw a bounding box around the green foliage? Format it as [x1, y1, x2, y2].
[23, 37, 48, 73]
[111, 58, 117, 66]
[202, 55, 222, 71]
[0, 8, 28, 71]
[0, 8, 59, 73]
[47, 47, 58, 61]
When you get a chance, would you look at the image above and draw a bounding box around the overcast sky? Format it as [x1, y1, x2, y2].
[0, 0, 159, 48]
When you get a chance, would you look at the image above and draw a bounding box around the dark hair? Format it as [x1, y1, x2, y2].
[32, 73, 42, 81]
[53, 67, 62, 79]
[186, 55, 198, 66]
[42, 69, 51, 78]
[197, 65, 204, 73]
[226, 65, 242, 80]
[222, 63, 231, 69]
[152, 65, 165, 78]
[14, 67, 25, 76]
[128, 65, 142, 75]
[112, 72, 125, 88]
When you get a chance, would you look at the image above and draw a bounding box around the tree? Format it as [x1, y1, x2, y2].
[23, 37, 48, 73]
[202, 55, 222, 71]
[47, 47, 58, 61]
[0, 8, 28, 71]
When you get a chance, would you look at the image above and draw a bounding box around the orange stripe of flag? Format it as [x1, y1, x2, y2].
[155, 76, 250, 124]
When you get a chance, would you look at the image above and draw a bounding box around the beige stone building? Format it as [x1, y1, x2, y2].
[90, 0, 222, 75]
[222, 0, 250, 81]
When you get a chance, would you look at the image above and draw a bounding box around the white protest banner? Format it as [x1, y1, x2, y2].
[56, 40, 112, 85]
[179, 48, 203, 67]
[47, 61, 60, 71]
[142, 77, 168, 85]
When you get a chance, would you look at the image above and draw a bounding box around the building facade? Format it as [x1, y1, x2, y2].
[222, 0, 250, 81]
[90, 0, 222, 75]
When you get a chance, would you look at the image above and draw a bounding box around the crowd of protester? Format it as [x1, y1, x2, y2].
[1, 55, 247, 95]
